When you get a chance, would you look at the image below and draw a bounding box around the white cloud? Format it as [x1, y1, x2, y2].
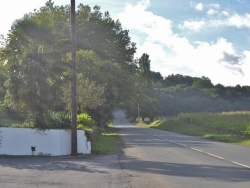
[228, 13, 250, 28]
[194, 11, 250, 30]
[115, 0, 151, 33]
[207, 12, 250, 30]
[168, 38, 249, 86]
[209, 3, 220, 9]
[180, 20, 205, 31]
[116, 0, 173, 42]
[222, 11, 229, 17]
[207, 9, 218, 15]
[241, 51, 250, 85]
[191, 2, 220, 12]
[195, 3, 204, 11]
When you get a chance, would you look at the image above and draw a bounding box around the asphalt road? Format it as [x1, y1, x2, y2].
[113, 109, 250, 188]
[0, 109, 250, 188]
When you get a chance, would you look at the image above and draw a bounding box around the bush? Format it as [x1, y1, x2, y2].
[46, 111, 71, 129]
[77, 113, 100, 144]
[77, 113, 96, 127]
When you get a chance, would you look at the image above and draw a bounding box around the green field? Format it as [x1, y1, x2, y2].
[147, 111, 250, 146]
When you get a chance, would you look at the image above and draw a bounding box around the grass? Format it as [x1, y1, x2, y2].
[203, 134, 250, 145]
[92, 124, 123, 155]
[139, 113, 250, 147]
[148, 120, 207, 137]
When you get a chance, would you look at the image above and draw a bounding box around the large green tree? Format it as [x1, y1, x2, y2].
[0, 1, 138, 128]
[1, 15, 68, 128]
[124, 53, 160, 121]
[138, 53, 151, 89]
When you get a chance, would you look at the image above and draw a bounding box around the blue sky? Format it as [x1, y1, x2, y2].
[1, 0, 250, 86]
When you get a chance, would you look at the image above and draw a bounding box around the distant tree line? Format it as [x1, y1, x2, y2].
[150, 73, 250, 116]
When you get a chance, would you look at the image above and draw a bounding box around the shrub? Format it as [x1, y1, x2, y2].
[77, 113, 100, 143]
[77, 113, 96, 127]
[46, 111, 71, 129]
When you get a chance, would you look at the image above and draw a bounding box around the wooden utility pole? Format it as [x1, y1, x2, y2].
[70, 0, 77, 156]
[138, 102, 140, 120]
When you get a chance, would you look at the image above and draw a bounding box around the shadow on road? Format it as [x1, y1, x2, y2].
[1, 154, 249, 183]
[118, 155, 250, 182]
[0, 156, 113, 173]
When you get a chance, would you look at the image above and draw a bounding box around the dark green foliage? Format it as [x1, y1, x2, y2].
[76, 4, 137, 69]
[151, 71, 163, 83]
[153, 74, 250, 116]
[137, 53, 152, 89]
[124, 54, 160, 121]
[0, 101, 7, 114]
[45, 111, 71, 129]
[163, 74, 194, 87]
[1, 16, 68, 128]
[0, 113, 26, 127]
[25, 111, 71, 130]
[125, 94, 159, 122]
[192, 76, 214, 89]
[72, 49, 136, 127]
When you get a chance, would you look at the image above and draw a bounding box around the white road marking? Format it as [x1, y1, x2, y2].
[203, 152, 225, 160]
[135, 128, 250, 170]
[231, 161, 250, 169]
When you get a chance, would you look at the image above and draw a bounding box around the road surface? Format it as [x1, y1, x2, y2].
[113, 109, 250, 188]
[0, 109, 250, 187]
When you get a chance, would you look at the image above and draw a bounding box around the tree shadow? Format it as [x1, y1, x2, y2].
[0, 156, 113, 173]
[1, 152, 250, 183]
[117, 155, 250, 182]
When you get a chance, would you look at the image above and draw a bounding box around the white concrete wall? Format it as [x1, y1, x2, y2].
[0, 127, 91, 156]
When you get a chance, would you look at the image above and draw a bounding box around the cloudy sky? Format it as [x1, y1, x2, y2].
[1, 0, 250, 86]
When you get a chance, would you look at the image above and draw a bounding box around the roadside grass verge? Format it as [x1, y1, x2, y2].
[92, 124, 123, 155]
[139, 116, 250, 147]
[148, 120, 207, 137]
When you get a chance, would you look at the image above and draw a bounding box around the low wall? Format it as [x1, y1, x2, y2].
[0, 127, 91, 156]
